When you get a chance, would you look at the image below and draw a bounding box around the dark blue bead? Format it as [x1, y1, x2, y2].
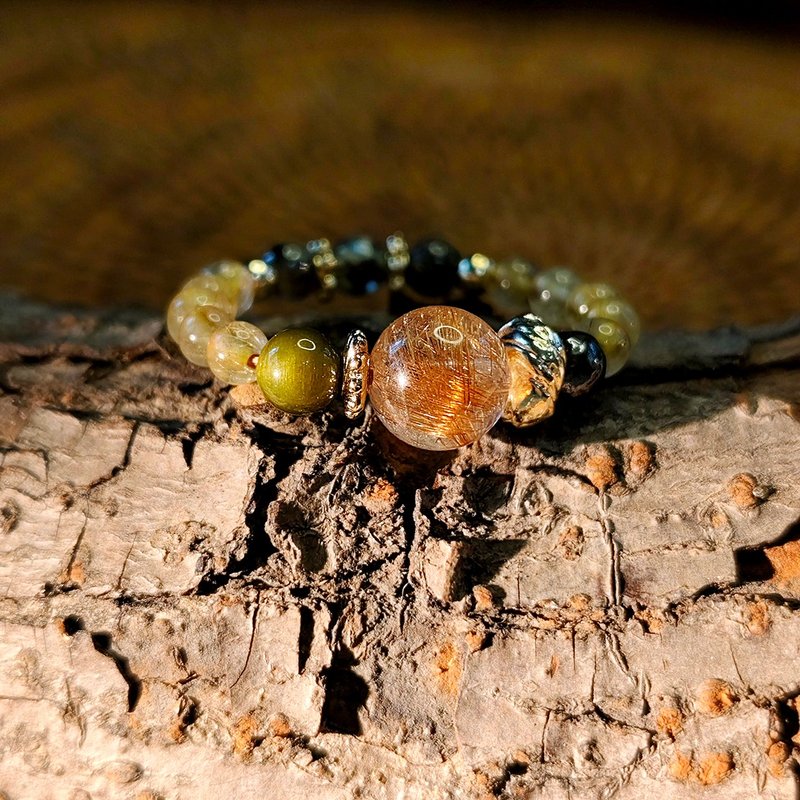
[405, 239, 461, 297]
[334, 236, 388, 295]
[560, 331, 606, 396]
[263, 243, 319, 299]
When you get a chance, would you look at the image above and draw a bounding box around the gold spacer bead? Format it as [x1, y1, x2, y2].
[341, 329, 370, 419]
[499, 314, 566, 427]
[307, 238, 339, 295]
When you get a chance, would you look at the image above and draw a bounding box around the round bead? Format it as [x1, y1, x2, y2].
[560, 331, 607, 396]
[256, 328, 339, 414]
[405, 239, 461, 297]
[528, 267, 581, 327]
[166, 276, 237, 342]
[334, 237, 388, 295]
[341, 330, 370, 419]
[200, 260, 255, 313]
[585, 297, 641, 347]
[499, 314, 566, 426]
[457, 253, 494, 285]
[369, 306, 509, 450]
[565, 282, 618, 324]
[177, 305, 234, 367]
[263, 243, 320, 299]
[207, 321, 269, 385]
[588, 318, 631, 377]
[487, 257, 539, 315]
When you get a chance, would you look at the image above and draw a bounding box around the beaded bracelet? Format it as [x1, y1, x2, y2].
[166, 235, 639, 451]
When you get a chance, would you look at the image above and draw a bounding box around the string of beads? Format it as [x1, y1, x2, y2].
[166, 235, 639, 450]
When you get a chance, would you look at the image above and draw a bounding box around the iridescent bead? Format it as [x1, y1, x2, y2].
[458, 253, 494, 285]
[499, 315, 566, 426]
[565, 282, 618, 324]
[178, 305, 234, 367]
[167, 276, 237, 342]
[560, 331, 606, 396]
[405, 239, 461, 297]
[528, 267, 581, 327]
[206, 321, 269, 385]
[585, 297, 641, 347]
[588, 318, 631, 377]
[201, 260, 255, 313]
[263, 243, 320, 299]
[256, 328, 339, 414]
[369, 306, 509, 450]
[334, 237, 388, 295]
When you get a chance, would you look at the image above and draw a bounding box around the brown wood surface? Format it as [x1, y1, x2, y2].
[1, 2, 800, 329]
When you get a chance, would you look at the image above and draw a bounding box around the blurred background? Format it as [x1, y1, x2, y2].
[1, 1, 799, 331]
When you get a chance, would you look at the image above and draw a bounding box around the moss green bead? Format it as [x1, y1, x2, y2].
[256, 328, 339, 414]
[588, 317, 631, 377]
[586, 297, 641, 347]
[528, 267, 581, 327]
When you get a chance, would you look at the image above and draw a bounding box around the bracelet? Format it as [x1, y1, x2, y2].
[166, 235, 639, 450]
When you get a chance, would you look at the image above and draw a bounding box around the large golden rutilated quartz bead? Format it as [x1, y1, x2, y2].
[499, 314, 566, 427]
[369, 306, 510, 450]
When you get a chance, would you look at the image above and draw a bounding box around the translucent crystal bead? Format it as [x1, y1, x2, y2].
[178, 305, 234, 367]
[585, 297, 641, 347]
[207, 321, 269, 385]
[487, 257, 539, 315]
[167, 276, 237, 342]
[256, 328, 339, 414]
[369, 306, 510, 450]
[201, 260, 255, 313]
[588, 318, 631, 377]
[528, 267, 581, 328]
[565, 282, 619, 324]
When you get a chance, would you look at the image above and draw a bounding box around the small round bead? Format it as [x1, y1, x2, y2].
[256, 328, 339, 414]
[178, 305, 234, 367]
[585, 297, 641, 347]
[528, 267, 581, 327]
[560, 331, 607, 396]
[341, 329, 370, 419]
[369, 306, 509, 450]
[200, 260, 255, 313]
[405, 239, 461, 297]
[499, 314, 566, 426]
[263, 243, 320, 299]
[167, 276, 237, 342]
[565, 282, 619, 324]
[207, 321, 269, 385]
[385, 232, 410, 290]
[334, 237, 388, 295]
[487, 257, 539, 315]
[458, 253, 494, 285]
[588, 318, 631, 377]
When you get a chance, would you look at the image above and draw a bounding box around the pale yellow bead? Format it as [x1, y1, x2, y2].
[586, 297, 641, 347]
[566, 282, 619, 323]
[167, 276, 236, 342]
[528, 267, 581, 327]
[178, 305, 234, 367]
[588, 317, 631, 377]
[201, 260, 255, 313]
[207, 321, 268, 384]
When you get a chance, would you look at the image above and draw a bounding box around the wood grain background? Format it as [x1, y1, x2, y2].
[1, 2, 799, 330]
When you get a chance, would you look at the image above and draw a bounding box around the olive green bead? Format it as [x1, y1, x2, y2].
[588, 317, 631, 377]
[256, 328, 339, 414]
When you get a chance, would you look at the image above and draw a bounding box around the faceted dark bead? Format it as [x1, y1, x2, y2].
[405, 239, 461, 297]
[560, 331, 606, 396]
[263, 243, 319, 298]
[334, 236, 388, 295]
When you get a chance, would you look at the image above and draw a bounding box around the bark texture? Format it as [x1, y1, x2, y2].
[1, 295, 799, 800]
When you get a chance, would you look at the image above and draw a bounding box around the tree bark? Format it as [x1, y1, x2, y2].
[1, 294, 799, 800]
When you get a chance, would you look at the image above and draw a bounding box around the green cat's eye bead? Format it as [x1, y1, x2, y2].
[207, 321, 268, 384]
[588, 317, 631, 377]
[585, 297, 641, 347]
[256, 328, 339, 414]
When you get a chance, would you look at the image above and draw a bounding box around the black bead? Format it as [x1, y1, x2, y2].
[560, 331, 606, 396]
[405, 238, 461, 297]
[334, 236, 388, 295]
[263, 243, 319, 299]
